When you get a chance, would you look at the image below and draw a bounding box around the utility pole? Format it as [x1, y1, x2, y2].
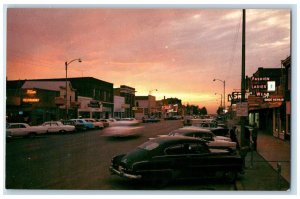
[240, 9, 246, 147]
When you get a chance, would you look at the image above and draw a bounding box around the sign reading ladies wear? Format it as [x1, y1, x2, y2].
[236, 102, 248, 116]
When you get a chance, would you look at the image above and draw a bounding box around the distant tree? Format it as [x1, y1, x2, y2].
[192, 105, 199, 115]
[199, 107, 207, 115]
[216, 107, 223, 115]
[185, 104, 200, 115]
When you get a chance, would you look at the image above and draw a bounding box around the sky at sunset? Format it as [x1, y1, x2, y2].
[6, 7, 291, 113]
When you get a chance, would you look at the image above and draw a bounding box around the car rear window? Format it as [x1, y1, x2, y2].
[138, 141, 160, 151]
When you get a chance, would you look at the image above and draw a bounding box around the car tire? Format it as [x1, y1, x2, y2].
[148, 171, 173, 188]
[149, 177, 170, 188]
[26, 132, 37, 138]
[224, 171, 237, 183]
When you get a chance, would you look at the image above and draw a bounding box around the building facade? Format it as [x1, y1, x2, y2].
[282, 56, 291, 140]
[113, 95, 125, 118]
[34, 77, 114, 118]
[6, 80, 76, 124]
[6, 77, 114, 123]
[135, 95, 157, 120]
[247, 66, 288, 140]
[114, 85, 135, 118]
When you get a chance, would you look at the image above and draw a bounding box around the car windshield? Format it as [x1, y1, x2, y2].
[138, 141, 160, 151]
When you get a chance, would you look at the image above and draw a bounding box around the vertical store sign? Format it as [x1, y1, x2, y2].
[236, 102, 248, 116]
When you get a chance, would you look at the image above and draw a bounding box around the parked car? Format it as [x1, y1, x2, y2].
[61, 120, 86, 132]
[142, 116, 160, 123]
[102, 126, 143, 138]
[41, 121, 75, 133]
[107, 118, 118, 126]
[110, 136, 243, 186]
[83, 118, 104, 129]
[156, 127, 236, 150]
[164, 115, 182, 120]
[70, 119, 94, 130]
[187, 118, 218, 128]
[210, 127, 230, 137]
[6, 123, 48, 138]
[114, 118, 141, 126]
[97, 119, 110, 127]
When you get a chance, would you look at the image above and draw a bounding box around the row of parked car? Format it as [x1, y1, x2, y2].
[109, 124, 243, 186]
[6, 117, 143, 139]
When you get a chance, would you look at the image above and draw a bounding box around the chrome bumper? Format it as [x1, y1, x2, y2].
[109, 166, 142, 180]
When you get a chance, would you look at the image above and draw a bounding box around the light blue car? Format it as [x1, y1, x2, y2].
[71, 119, 94, 130]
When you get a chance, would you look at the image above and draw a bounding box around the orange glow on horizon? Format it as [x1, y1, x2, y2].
[6, 8, 290, 114]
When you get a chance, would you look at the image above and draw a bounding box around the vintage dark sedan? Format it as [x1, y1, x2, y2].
[210, 127, 230, 137]
[110, 136, 243, 186]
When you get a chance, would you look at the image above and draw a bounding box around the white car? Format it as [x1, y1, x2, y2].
[107, 118, 119, 126]
[102, 126, 143, 137]
[83, 118, 104, 129]
[6, 123, 48, 138]
[116, 118, 141, 126]
[41, 121, 75, 133]
[157, 127, 236, 150]
[107, 118, 140, 126]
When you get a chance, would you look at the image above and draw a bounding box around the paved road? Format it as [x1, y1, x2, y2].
[5, 120, 236, 191]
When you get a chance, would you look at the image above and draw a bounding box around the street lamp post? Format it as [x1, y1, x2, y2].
[213, 78, 226, 112]
[215, 93, 222, 109]
[65, 58, 82, 119]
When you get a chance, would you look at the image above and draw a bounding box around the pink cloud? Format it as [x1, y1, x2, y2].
[6, 8, 290, 113]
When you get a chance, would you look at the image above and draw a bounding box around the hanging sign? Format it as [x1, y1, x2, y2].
[236, 102, 248, 116]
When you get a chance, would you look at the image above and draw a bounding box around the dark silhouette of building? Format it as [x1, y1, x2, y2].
[114, 85, 135, 118]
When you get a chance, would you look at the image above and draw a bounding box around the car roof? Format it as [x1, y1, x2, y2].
[150, 136, 206, 145]
[8, 123, 27, 125]
[210, 127, 228, 130]
[176, 127, 212, 133]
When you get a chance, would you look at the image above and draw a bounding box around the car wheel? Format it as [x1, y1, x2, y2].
[59, 130, 66, 134]
[149, 172, 173, 188]
[149, 177, 170, 188]
[224, 171, 237, 183]
[26, 132, 37, 138]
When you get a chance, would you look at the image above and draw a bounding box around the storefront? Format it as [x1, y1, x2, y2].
[248, 67, 287, 139]
[77, 96, 103, 119]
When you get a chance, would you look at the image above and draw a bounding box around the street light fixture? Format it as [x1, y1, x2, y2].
[148, 89, 158, 96]
[213, 78, 226, 112]
[65, 58, 82, 119]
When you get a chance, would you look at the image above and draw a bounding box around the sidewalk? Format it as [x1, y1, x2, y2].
[235, 130, 291, 191]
